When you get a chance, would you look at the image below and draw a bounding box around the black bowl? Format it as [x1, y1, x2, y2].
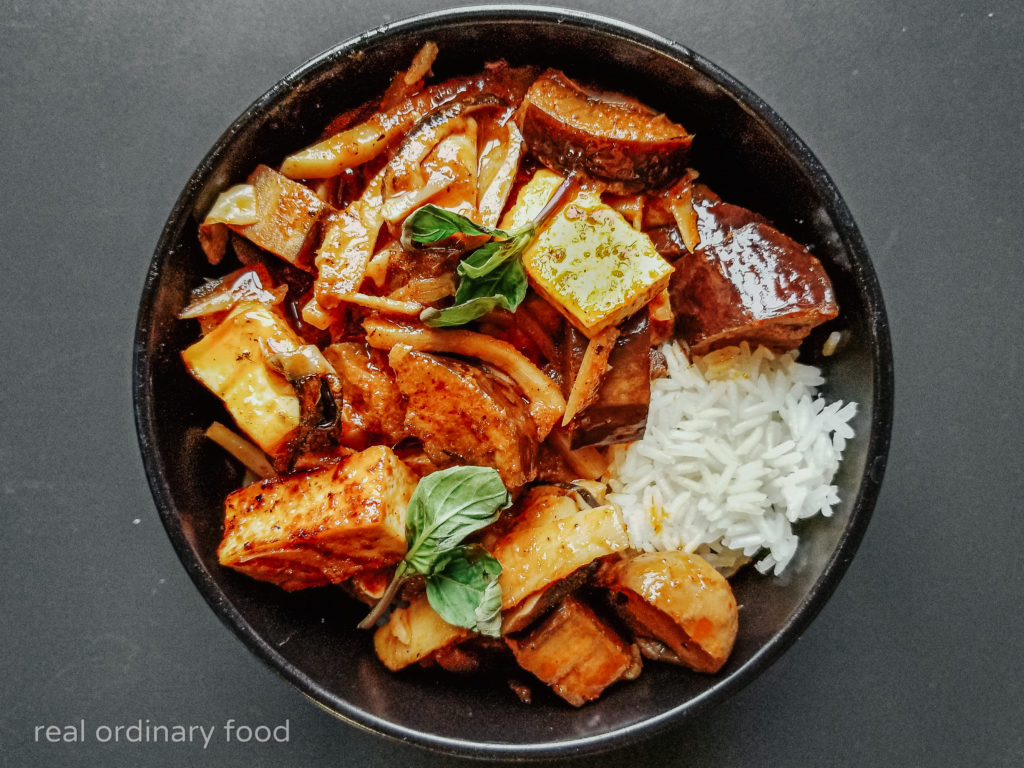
[133, 5, 893, 759]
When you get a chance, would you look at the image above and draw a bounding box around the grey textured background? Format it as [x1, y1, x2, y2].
[2, 1, 1022, 766]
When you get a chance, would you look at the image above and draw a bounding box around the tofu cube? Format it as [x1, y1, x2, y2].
[492, 487, 629, 610]
[501, 170, 673, 338]
[506, 596, 641, 706]
[181, 301, 303, 454]
[217, 445, 417, 591]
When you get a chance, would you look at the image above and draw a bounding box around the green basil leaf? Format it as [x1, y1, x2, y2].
[401, 204, 506, 249]
[457, 229, 532, 279]
[425, 545, 503, 637]
[455, 255, 528, 308]
[403, 466, 510, 575]
[456, 240, 508, 279]
[423, 258, 528, 328]
[420, 295, 510, 327]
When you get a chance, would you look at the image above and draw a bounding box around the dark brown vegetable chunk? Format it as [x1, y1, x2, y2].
[388, 346, 538, 488]
[569, 312, 651, 448]
[506, 596, 641, 707]
[519, 69, 693, 193]
[501, 561, 599, 634]
[323, 342, 408, 444]
[668, 186, 839, 354]
[230, 165, 329, 271]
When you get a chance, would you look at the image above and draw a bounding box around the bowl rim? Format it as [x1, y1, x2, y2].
[133, 4, 894, 759]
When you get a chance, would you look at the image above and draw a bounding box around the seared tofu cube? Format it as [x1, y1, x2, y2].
[217, 445, 417, 590]
[506, 596, 641, 706]
[181, 300, 303, 454]
[492, 487, 629, 610]
[230, 164, 328, 271]
[502, 170, 673, 338]
[374, 594, 471, 671]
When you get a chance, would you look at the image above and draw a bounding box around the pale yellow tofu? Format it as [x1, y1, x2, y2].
[217, 445, 417, 591]
[374, 594, 471, 671]
[501, 170, 673, 338]
[181, 301, 303, 454]
[492, 487, 629, 610]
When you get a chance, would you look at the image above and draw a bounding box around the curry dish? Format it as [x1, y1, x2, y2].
[179, 43, 839, 706]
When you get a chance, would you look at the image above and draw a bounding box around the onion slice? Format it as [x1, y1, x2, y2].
[337, 293, 424, 316]
[205, 421, 276, 479]
[547, 428, 609, 480]
[562, 326, 619, 425]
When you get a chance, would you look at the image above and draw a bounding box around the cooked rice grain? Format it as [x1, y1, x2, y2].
[605, 342, 856, 575]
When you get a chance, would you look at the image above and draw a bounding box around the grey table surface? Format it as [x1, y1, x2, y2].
[2, 1, 1021, 766]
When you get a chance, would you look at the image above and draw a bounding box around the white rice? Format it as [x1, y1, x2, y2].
[605, 342, 857, 575]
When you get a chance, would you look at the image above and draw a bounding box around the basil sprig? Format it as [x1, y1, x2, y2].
[402, 205, 534, 327]
[399, 204, 504, 249]
[421, 235, 532, 327]
[357, 465, 510, 636]
[401, 175, 579, 328]
[426, 545, 504, 637]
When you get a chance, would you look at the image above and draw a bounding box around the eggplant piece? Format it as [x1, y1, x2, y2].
[323, 342, 408, 444]
[562, 326, 619, 425]
[506, 596, 641, 707]
[388, 346, 538, 488]
[217, 446, 417, 591]
[669, 186, 838, 354]
[645, 224, 688, 261]
[601, 551, 738, 673]
[263, 344, 345, 471]
[561, 323, 587, 399]
[518, 69, 693, 193]
[501, 561, 599, 635]
[569, 311, 651, 448]
[229, 165, 329, 272]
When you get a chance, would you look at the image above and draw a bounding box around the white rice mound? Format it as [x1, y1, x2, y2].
[605, 341, 857, 576]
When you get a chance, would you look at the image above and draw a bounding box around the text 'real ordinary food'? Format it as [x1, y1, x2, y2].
[178, 43, 857, 706]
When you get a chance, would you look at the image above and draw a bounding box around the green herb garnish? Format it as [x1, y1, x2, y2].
[357, 465, 511, 636]
[401, 174, 579, 327]
[399, 204, 504, 249]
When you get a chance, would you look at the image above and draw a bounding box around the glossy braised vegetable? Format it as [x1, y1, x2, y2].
[179, 45, 839, 706]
